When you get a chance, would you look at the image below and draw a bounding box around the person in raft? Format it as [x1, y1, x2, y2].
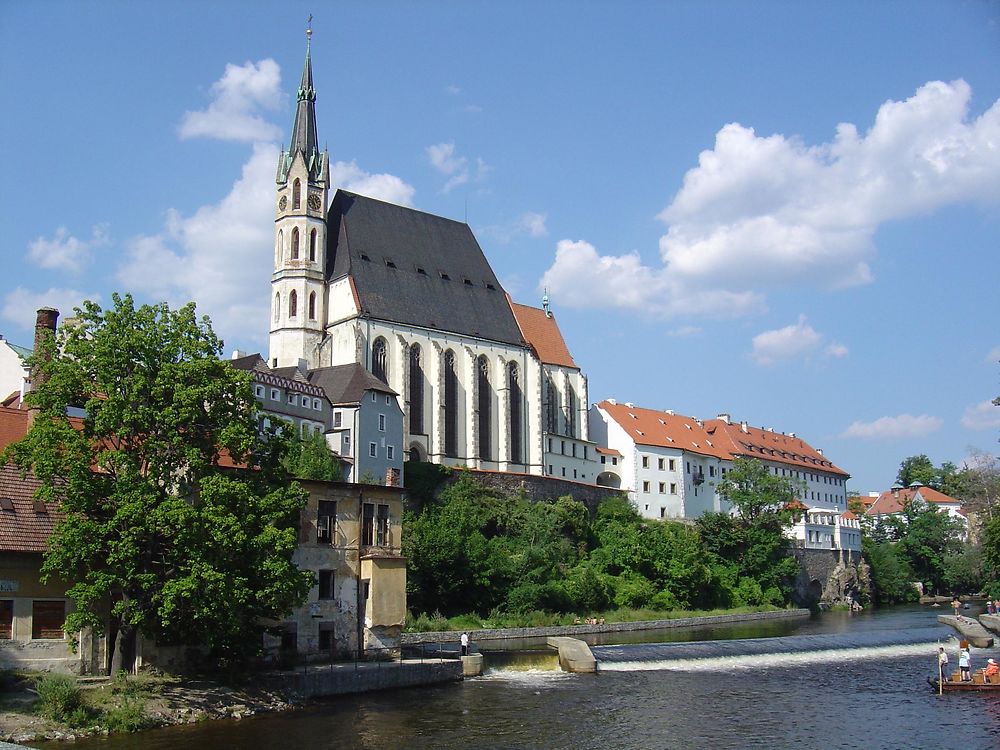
[984, 658, 999, 683]
[460, 632, 470, 657]
[959, 647, 972, 681]
[938, 647, 949, 679]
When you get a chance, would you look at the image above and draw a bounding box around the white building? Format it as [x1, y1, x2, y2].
[268, 32, 593, 480]
[862, 482, 967, 539]
[0, 335, 30, 404]
[590, 400, 858, 550]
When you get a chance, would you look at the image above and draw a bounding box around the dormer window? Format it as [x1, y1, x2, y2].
[385, 259, 397, 269]
[360, 254, 371, 262]
[440, 272, 450, 281]
[463, 278, 473, 286]
[416, 267, 427, 275]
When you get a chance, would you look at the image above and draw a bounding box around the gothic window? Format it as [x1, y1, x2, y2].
[566, 384, 578, 438]
[308, 291, 316, 320]
[477, 356, 491, 460]
[444, 350, 457, 458]
[291, 228, 300, 260]
[409, 344, 424, 435]
[293, 179, 301, 210]
[276, 229, 283, 265]
[273, 293, 280, 323]
[508, 362, 522, 464]
[544, 375, 559, 434]
[371, 337, 388, 383]
[309, 228, 317, 262]
[289, 290, 298, 318]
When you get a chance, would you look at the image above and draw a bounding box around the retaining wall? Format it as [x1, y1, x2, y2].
[277, 659, 462, 699]
[438, 469, 624, 515]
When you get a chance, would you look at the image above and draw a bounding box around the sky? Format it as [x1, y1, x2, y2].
[1, 1, 998, 494]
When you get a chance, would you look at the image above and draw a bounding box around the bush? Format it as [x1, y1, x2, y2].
[102, 695, 147, 733]
[612, 574, 656, 609]
[34, 673, 82, 722]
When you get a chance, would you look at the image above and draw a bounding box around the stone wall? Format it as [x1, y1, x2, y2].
[279, 659, 462, 699]
[441, 469, 624, 514]
[792, 548, 871, 609]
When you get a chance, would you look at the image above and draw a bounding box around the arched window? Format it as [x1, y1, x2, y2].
[273, 293, 280, 323]
[308, 291, 316, 320]
[544, 375, 559, 434]
[566, 384, 577, 438]
[371, 337, 388, 383]
[291, 228, 300, 260]
[289, 290, 297, 318]
[309, 229, 317, 262]
[409, 344, 424, 435]
[477, 355, 491, 461]
[276, 229, 283, 265]
[508, 362, 522, 464]
[293, 179, 301, 210]
[444, 350, 458, 458]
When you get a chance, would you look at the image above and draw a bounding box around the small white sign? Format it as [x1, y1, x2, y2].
[0, 580, 19, 592]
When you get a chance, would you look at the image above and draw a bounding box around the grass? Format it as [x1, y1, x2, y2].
[405, 604, 783, 632]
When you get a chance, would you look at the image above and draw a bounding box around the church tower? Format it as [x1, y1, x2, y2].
[269, 22, 330, 369]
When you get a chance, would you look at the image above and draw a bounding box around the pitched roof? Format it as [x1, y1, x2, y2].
[325, 191, 527, 348]
[509, 301, 578, 369]
[597, 401, 731, 460]
[0, 407, 29, 451]
[705, 419, 849, 477]
[864, 486, 963, 517]
[914, 486, 962, 506]
[0, 463, 62, 553]
[306, 363, 397, 405]
[229, 353, 267, 372]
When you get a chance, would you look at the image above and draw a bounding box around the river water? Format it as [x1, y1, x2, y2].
[49, 605, 1000, 750]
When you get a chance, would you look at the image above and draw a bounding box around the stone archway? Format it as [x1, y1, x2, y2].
[597, 472, 621, 489]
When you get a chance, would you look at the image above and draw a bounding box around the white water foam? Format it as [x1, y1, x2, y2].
[476, 667, 575, 685]
[597, 642, 948, 672]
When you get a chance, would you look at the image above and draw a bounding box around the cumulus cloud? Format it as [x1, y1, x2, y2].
[179, 59, 283, 142]
[842, 414, 944, 440]
[986, 346, 1000, 363]
[478, 212, 548, 244]
[541, 80, 1000, 317]
[329, 160, 416, 206]
[27, 224, 108, 273]
[426, 142, 490, 193]
[961, 400, 1000, 430]
[1, 287, 100, 332]
[667, 325, 702, 338]
[749, 315, 848, 365]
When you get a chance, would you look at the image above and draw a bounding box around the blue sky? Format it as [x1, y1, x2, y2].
[1, 1, 998, 493]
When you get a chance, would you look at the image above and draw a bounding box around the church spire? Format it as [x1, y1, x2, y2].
[279, 17, 325, 184]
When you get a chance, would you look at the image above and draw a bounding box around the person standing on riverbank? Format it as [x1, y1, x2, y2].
[461, 632, 470, 657]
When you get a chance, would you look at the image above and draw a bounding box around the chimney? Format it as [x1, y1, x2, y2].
[625, 402, 634, 408]
[231, 349, 246, 360]
[816, 448, 824, 456]
[740, 421, 749, 433]
[717, 413, 731, 424]
[385, 467, 400, 487]
[28, 308, 59, 393]
[788, 432, 796, 438]
[695, 419, 703, 427]
[665, 409, 674, 415]
[607, 398, 617, 405]
[297, 358, 309, 374]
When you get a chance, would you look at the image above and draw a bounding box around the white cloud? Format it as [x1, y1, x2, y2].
[961, 400, 1000, 430]
[329, 161, 416, 206]
[444, 84, 461, 96]
[541, 80, 1000, 317]
[985, 346, 1000, 363]
[540, 239, 764, 318]
[1, 287, 100, 332]
[842, 414, 944, 440]
[426, 142, 490, 193]
[179, 59, 283, 142]
[27, 224, 108, 273]
[478, 212, 548, 244]
[667, 325, 702, 338]
[824, 342, 849, 358]
[751, 315, 822, 365]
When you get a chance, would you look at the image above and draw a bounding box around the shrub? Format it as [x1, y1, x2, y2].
[102, 695, 148, 733]
[34, 673, 82, 722]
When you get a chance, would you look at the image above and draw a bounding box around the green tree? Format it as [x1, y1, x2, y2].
[896, 454, 937, 488]
[891, 499, 964, 593]
[862, 538, 917, 605]
[283, 429, 343, 481]
[983, 515, 1000, 598]
[3, 294, 313, 673]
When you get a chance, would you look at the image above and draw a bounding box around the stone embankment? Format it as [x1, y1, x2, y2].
[938, 615, 995, 648]
[978, 614, 1000, 635]
[401, 609, 811, 646]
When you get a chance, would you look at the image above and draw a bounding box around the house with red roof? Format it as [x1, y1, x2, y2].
[864, 482, 967, 538]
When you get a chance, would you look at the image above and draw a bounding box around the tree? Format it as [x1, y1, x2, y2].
[716, 457, 802, 524]
[283, 430, 343, 481]
[896, 455, 936, 488]
[892, 499, 965, 593]
[3, 295, 313, 673]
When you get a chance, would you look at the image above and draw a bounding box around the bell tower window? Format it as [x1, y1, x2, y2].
[273, 293, 280, 323]
[293, 179, 301, 210]
[372, 337, 388, 383]
[276, 229, 283, 265]
[289, 290, 298, 318]
[309, 229, 317, 262]
[291, 228, 300, 260]
[308, 291, 316, 320]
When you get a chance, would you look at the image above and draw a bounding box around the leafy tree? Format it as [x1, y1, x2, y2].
[889, 499, 965, 593]
[863, 538, 917, 605]
[943, 546, 984, 594]
[283, 429, 343, 481]
[983, 515, 1000, 598]
[3, 294, 313, 673]
[716, 457, 802, 523]
[896, 454, 936, 488]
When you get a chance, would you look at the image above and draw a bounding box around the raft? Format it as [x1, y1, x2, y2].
[929, 669, 1000, 692]
[937, 615, 995, 648]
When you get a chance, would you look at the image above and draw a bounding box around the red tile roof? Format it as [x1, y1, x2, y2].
[864, 486, 963, 517]
[509, 300, 578, 369]
[0, 407, 28, 451]
[840, 510, 859, 520]
[595, 446, 622, 456]
[597, 401, 731, 460]
[0, 409, 61, 552]
[705, 419, 849, 477]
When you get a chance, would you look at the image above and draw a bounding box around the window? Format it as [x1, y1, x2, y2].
[544, 375, 558, 433]
[709, 466, 716, 477]
[317, 500, 336, 544]
[561, 467, 566, 477]
[566, 384, 577, 438]
[333, 411, 342, 427]
[600, 456, 606, 464]
[301, 422, 310, 437]
[371, 337, 388, 383]
[660, 507, 666, 519]
[309, 229, 317, 262]
[642, 481, 650, 493]
[561, 440, 566, 455]
[369, 442, 377, 458]
[612, 457, 617, 466]
[642, 456, 649, 469]
[362, 503, 390, 546]
[273, 293, 280, 323]
[313, 398, 321, 410]
[372, 392, 377, 402]
[291, 227, 300, 260]
[271, 388, 280, 401]
[318, 570, 335, 600]
[289, 289, 298, 318]
[308, 291, 316, 320]
[444, 350, 458, 457]
[670, 483, 677, 494]
[387, 445, 395, 460]
[658, 458, 665, 471]
[288, 393, 297, 405]
[255, 385, 264, 398]
[508, 362, 522, 464]
[0, 600, 12, 639]
[409, 345, 424, 434]
[32, 601, 65, 639]
[686, 462, 690, 474]
[293, 178, 301, 209]
[477, 355, 491, 460]
[669, 459, 676, 471]
[276, 229, 284, 264]
[659, 482, 666, 494]
[386, 395, 391, 405]
[572, 443, 577, 457]
[378, 414, 386, 432]
[343, 434, 351, 452]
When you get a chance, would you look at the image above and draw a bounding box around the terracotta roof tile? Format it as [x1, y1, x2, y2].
[595, 446, 622, 456]
[597, 401, 731, 460]
[705, 419, 849, 477]
[864, 486, 963, 517]
[0, 463, 62, 553]
[0, 407, 28, 451]
[509, 301, 577, 369]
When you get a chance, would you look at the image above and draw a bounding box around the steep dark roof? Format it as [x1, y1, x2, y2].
[325, 191, 527, 348]
[307, 364, 397, 405]
[229, 353, 267, 372]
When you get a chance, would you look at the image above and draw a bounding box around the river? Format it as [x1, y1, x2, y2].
[47, 604, 1000, 750]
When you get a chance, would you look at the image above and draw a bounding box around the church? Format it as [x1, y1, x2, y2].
[268, 31, 596, 481]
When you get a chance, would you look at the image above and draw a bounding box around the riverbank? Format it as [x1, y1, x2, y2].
[402, 608, 811, 645]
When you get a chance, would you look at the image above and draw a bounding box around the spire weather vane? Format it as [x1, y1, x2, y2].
[307, 14, 313, 41]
